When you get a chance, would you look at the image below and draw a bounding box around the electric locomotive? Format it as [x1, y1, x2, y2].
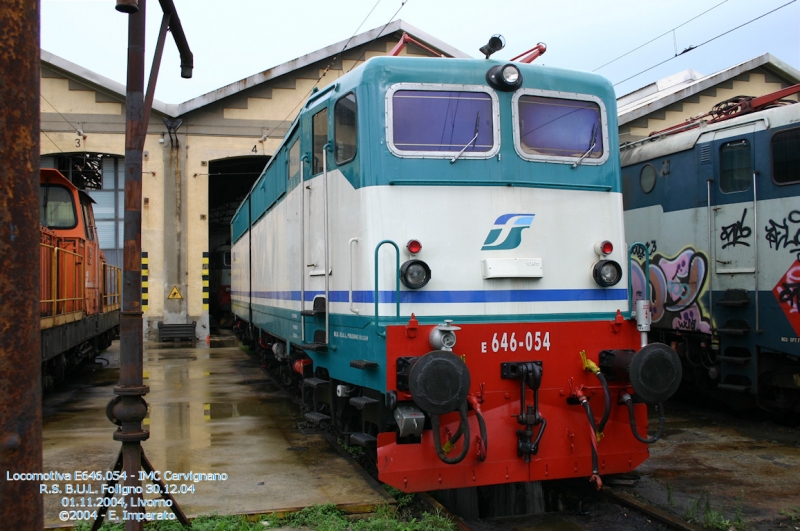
[232, 48, 681, 492]
[621, 87, 800, 414]
[40, 168, 121, 389]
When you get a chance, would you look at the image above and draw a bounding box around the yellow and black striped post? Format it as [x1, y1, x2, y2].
[141, 252, 149, 311]
[202, 252, 210, 312]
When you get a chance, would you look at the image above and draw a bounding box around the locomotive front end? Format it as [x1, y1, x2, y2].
[365, 56, 681, 492]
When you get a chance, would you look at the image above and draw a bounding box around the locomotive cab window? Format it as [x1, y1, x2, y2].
[40, 184, 77, 229]
[513, 90, 608, 165]
[312, 108, 328, 175]
[334, 92, 357, 165]
[288, 139, 300, 181]
[80, 196, 95, 241]
[386, 84, 500, 159]
[720, 139, 751, 193]
[772, 127, 800, 185]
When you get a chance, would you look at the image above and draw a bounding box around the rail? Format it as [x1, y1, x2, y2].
[40, 241, 84, 319]
[627, 242, 650, 319]
[373, 240, 400, 337]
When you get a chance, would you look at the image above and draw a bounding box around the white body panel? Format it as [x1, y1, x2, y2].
[238, 168, 630, 319]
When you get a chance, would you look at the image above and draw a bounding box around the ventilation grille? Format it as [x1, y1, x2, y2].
[700, 144, 712, 164]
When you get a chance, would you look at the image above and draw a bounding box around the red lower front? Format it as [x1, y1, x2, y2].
[377, 316, 650, 492]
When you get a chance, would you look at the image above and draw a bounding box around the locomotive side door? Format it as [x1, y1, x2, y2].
[302, 104, 331, 343]
[711, 125, 758, 293]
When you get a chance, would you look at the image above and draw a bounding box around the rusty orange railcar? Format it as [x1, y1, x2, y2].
[40, 169, 120, 389]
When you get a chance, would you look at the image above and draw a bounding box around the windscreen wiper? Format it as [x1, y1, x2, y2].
[572, 122, 598, 168]
[451, 112, 481, 164]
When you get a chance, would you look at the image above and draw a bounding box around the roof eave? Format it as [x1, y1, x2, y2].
[618, 53, 800, 126]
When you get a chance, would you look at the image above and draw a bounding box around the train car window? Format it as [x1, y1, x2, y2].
[80, 199, 95, 241]
[288, 140, 300, 181]
[515, 94, 604, 162]
[40, 185, 77, 229]
[387, 86, 499, 158]
[772, 127, 800, 185]
[334, 93, 357, 164]
[640, 164, 657, 194]
[719, 139, 751, 193]
[312, 108, 328, 175]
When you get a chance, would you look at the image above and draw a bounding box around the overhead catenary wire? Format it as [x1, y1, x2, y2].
[260, 0, 410, 143]
[593, 0, 730, 72]
[40, 93, 82, 133]
[613, 0, 797, 86]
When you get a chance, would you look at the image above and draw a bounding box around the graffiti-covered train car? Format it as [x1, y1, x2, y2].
[621, 95, 800, 414]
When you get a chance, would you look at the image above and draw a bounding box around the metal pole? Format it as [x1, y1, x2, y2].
[112, 2, 150, 529]
[102, 1, 193, 529]
[0, 0, 43, 529]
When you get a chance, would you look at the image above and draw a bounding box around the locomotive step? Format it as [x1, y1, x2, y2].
[717, 355, 751, 364]
[716, 383, 751, 393]
[304, 411, 332, 424]
[348, 432, 377, 447]
[350, 359, 378, 370]
[716, 319, 751, 336]
[303, 377, 330, 388]
[301, 297, 327, 317]
[300, 343, 328, 352]
[349, 396, 379, 409]
[717, 289, 751, 307]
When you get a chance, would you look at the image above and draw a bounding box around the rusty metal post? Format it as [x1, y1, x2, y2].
[0, 0, 43, 529]
[112, 1, 150, 530]
[102, 1, 193, 529]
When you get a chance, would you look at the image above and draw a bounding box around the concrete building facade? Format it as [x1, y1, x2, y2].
[39, 21, 467, 340]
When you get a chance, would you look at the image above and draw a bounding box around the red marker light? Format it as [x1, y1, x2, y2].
[406, 240, 422, 255]
[601, 241, 614, 255]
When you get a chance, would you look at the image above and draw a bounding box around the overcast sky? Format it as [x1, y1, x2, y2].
[41, 0, 799, 104]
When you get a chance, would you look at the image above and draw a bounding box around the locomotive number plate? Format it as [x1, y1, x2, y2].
[481, 331, 551, 354]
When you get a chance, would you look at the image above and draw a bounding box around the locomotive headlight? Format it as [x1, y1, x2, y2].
[400, 259, 431, 289]
[486, 64, 523, 91]
[592, 260, 622, 287]
[429, 320, 461, 352]
[502, 65, 520, 84]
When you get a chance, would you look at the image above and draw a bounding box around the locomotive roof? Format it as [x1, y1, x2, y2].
[620, 101, 800, 167]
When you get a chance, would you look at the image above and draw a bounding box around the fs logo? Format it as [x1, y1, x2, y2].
[481, 214, 535, 250]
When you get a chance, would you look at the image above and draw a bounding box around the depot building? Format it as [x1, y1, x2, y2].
[38, 21, 799, 340]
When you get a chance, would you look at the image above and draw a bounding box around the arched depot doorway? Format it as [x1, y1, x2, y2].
[207, 155, 269, 327]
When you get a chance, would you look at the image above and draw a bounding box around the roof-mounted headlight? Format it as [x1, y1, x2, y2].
[486, 64, 522, 91]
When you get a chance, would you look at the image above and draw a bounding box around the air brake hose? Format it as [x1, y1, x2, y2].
[621, 394, 666, 444]
[467, 393, 488, 462]
[431, 402, 471, 465]
[579, 399, 600, 475]
[580, 350, 611, 435]
[595, 371, 612, 434]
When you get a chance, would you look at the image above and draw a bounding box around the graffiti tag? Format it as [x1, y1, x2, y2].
[773, 261, 800, 337]
[631, 240, 657, 261]
[631, 247, 711, 334]
[720, 208, 752, 248]
[765, 210, 800, 260]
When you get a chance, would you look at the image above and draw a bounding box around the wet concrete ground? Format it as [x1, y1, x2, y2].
[625, 401, 800, 530]
[41, 338, 390, 528]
